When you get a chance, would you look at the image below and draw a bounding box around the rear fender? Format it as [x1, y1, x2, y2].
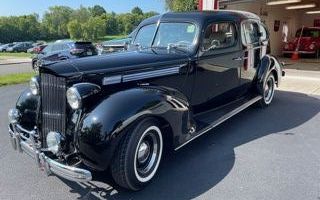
[256, 55, 283, 87]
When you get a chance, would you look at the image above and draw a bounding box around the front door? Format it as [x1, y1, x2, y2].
[192, 22, 242, 114]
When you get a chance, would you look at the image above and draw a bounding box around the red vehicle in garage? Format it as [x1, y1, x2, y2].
[283, 27, 320, 58]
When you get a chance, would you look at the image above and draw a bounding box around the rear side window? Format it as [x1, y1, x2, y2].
[51, 44, 60, 52]
[42, 45, 52, 54]
[74, 42, 97, 56]
[203, 22, 236, 51]
[259, 23, 269, 41]
[242, 21, 260, 46]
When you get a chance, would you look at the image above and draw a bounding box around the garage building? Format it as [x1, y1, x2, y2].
[199, 0, 320, 56]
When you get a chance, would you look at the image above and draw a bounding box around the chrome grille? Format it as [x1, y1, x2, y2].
[40, 73, 67, 147]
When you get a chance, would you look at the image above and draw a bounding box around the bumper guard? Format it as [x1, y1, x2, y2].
[8, 123, 92, 182]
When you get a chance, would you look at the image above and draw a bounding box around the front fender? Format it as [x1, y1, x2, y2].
[78, 87, 190, 170]
[15, 89, 40, 130]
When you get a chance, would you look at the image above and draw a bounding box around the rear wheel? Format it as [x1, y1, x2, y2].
[257, 73, 276, 107]
[315, 49, 320, 59]
[111, 118, 163, 191]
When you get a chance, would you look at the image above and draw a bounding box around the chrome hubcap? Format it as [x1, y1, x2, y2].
[137, 142, 151, 164]
[134, 126, 163, 182]
[264, 76, 275, 104]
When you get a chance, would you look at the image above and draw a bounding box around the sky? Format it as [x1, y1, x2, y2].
[0, 0, 166, 17]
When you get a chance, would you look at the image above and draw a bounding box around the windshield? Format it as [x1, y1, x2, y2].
[133, 22, 198, 53]
[296, 29, 320, 38]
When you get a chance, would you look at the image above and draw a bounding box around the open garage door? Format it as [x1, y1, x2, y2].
[216, 0, 320, 57]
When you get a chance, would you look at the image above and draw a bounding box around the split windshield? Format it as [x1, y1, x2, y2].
[296, 29, 320, 38]
[133, 22, 198, 53]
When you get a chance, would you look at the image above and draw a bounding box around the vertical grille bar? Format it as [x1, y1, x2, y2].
[40, 73, 66, 147]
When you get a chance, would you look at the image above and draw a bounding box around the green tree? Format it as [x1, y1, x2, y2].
[71, 6, 91, 23]
[0, 14, 41, 43]
[165, 0, 198, 11]
[42, 6, 73, 39]
[131, 7, 143, 15]
[90, 5, 106, 17]
[0, 5, 160, 43]
[103, 12, 118, 35]
[67, 20, 82, 40]
[144, 11, 160, 18]
[82, 17, 106, 41]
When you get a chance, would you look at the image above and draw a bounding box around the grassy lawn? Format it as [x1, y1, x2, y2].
[0, 52, 32, 59]
[98, 35, 126, 42]
[0, 72, 35, 87]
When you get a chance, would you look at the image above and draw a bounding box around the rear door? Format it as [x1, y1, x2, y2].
[240, 20, 261, 89]
[192, 21, 242, 113]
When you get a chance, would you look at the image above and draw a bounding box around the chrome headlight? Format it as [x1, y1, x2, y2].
[8, 108, 20, 124]
[284, 44, 289, 50]
[309, 43, 315, 50]
[30, 77, 39, 95]
[66, 87, 82, 110]
[46, 131, 62, 154]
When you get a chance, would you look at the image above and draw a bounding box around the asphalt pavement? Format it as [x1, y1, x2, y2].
[0, 81, 319, 199]
[0, 62, 33, 75]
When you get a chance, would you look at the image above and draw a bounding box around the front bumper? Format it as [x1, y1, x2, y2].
[8, 123, 92, 182]
[282, 50, 316, 54]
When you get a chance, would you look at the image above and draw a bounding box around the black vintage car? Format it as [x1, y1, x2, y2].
[8, 11, 284, 191]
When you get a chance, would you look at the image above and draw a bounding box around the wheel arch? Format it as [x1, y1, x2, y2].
[256, 55, 283, 87]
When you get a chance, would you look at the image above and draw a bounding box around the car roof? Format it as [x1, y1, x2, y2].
[140, 10, 260, 26]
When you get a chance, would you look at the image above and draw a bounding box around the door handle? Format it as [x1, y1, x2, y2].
[233, 56, 248, 61]
[232, 57, 243, 61]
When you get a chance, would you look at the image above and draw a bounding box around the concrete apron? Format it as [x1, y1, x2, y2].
[278, 69, 320, 96]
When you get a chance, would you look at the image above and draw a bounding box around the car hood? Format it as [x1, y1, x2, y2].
[291, 37, 315, 45]
[41, 49, 190, 77]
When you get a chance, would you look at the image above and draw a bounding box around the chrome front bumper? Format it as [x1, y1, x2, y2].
[282, 50, 316, 54]
[8, 123, 92, 182]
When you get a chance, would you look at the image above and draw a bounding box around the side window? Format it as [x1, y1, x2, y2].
[42, 45, 51, 54]
[51, 44, 60, 52]
[133, 24, 157, 48]
[242, 21, 260, 46]
[259, 23, 268, 41]
[203, 22, 236, 51]
[62, 44, 70, 50]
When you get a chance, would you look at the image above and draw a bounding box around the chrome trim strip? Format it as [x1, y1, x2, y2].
[103, 66, 181, 85]
[175, 96, 262, 151]
[123, 67, 180, 82]
[102, 75, 122, 85]
[282, 50, 316, 54]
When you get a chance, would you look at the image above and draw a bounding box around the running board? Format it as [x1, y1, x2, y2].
[175, 95, 262, 151]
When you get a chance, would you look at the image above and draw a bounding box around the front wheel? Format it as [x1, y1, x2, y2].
[111, 118, 163, 191]
[257, 73, 276, 107]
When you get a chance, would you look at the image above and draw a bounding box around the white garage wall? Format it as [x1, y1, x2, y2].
[224, 1, 319, 55]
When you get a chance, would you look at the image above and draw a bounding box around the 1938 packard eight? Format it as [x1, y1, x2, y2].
[8, 11, 284, 191]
